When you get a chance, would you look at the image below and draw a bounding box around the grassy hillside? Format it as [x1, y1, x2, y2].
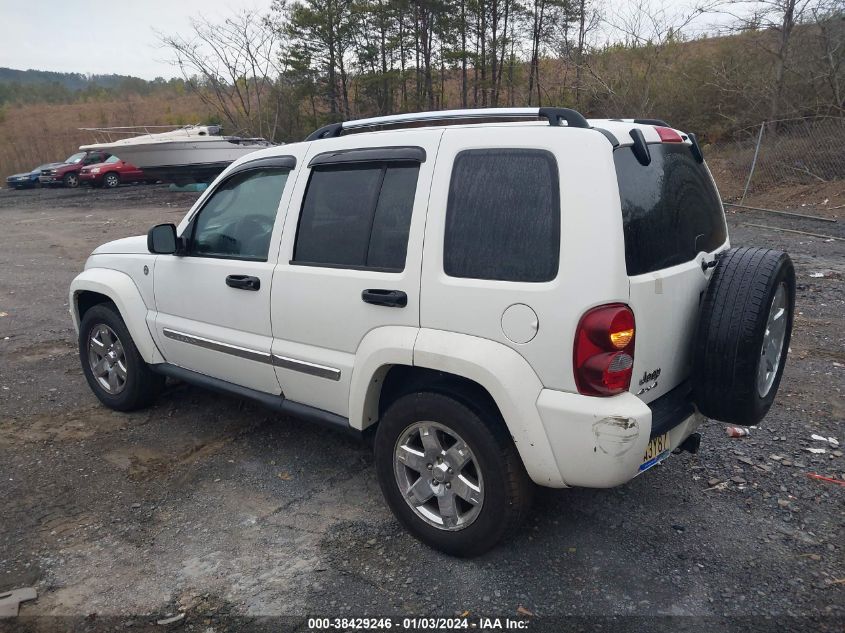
[0, 95, 214, 179]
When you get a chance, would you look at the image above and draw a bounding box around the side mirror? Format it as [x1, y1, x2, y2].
[147, 223, 179, 254]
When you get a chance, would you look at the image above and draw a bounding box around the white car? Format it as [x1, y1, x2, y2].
[70, 108, 795, 556]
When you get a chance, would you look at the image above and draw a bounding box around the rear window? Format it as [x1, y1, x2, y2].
[444, 149, 560, 282]
[614, 143, 726, 276]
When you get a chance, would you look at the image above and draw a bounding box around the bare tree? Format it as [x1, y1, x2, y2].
[810, 0, 845, 111]
[585, 0, 717, 114]
[713, 0, 821, 119]
[158, 10, 283, 139]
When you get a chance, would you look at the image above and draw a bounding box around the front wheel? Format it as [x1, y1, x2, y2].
[79, 304, 164, 411]
[103, 172, 120, 188]
[63, 173, 79, 188]
[374, 392, 533, 557]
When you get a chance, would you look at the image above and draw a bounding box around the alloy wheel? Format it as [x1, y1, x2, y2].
[757, 283, 788, 397]
[393, 421, 484, 531]
[87, 324, 128, 394]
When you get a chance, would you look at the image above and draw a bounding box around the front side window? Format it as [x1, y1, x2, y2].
[293, 162, 419, 271]
[444, 149, 560, 282]
[191, 168, 290, 261]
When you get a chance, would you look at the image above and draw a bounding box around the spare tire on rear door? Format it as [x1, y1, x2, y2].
[693, 247, 795, 426]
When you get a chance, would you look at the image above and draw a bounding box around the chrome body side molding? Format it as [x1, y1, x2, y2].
[272, 354, 341, 381]
[162, 328, 341, 381]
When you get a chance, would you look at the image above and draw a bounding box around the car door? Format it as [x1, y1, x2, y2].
[150, 153, 302, 394]
[270, 130, 442, 417]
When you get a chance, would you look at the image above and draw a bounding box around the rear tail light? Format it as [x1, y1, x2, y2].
[574, 304, 636, 396]
[654, 126, 683, 143]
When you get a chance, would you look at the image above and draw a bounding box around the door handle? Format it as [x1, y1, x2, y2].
[362, 288, 407, 308]
[226, 274, 261, 291]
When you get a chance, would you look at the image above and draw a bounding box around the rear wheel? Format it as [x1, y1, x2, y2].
[103, 172, 120, 188]
[79, 304, 163, 411]
[374, 392, 532, 556]
[693, 247, 795, 426]
[63, 173, 79, 188]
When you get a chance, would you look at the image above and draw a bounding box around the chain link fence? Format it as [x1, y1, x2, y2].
[707, 115, 845, 201]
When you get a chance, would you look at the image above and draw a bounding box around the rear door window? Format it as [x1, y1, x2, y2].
[293, 163, 420, 271]
[614, 144, 726, 276]
[444, 149, 560, 282]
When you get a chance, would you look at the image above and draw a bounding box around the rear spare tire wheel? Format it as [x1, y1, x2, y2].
[693, 247, 795, 426]
[374, 391, 533, 557]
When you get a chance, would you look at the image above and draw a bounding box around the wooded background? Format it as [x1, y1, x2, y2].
[1, 0, 842, 186]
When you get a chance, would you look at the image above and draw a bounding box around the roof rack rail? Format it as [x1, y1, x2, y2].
[633, 118, 670, 127]
[304, 107, 590, 141]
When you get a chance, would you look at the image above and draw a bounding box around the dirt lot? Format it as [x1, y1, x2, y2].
[0, 184, 843, 632]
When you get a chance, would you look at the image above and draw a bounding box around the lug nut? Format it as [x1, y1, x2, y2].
[448, 468, 454, 474]
[427, 464, 433, 470]
[445, 482, 451, 489]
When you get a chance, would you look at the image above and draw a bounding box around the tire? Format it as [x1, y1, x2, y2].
[374, 391, 533, 557]
[103, 172, 120, 189]
[693, 247, 795, 426]
[79, 304, 164, 411]
[63, 173, 79, 188]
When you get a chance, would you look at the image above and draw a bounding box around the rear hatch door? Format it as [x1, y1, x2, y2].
[614, 139, 728, 404]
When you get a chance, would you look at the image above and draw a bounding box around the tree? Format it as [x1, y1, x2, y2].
[277, 0, 359, 119]
[714, 0, 822, 119]
[157, 10, 283, 139]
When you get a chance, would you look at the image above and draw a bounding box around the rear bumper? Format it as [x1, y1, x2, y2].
[536, 384, 703, 488]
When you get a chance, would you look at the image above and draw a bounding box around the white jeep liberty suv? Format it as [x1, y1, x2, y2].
[70, 108, 795, 556]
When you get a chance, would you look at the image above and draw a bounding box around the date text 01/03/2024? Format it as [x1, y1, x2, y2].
[306, 616, 531, 630]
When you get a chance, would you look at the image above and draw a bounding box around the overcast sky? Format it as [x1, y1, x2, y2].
[0, 0, 729, 80]
[0, 0, 253, 79]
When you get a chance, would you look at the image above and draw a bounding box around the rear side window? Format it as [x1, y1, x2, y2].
[614, 143, 726, 276]
[444, 149, 560, 282]
[293, 163, 419, 271]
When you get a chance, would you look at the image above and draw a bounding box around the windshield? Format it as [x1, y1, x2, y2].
[614, 143, 727, 276]
[64, 152, 86, 164]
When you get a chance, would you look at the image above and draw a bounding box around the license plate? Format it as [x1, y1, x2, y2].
[639, 432, 670, 472]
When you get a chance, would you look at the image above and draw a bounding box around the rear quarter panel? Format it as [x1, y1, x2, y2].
[419, 126, 629, 392]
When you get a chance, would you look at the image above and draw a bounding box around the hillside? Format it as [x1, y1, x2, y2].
[0, 95, 214, 180]
[0, 68, 149, 91]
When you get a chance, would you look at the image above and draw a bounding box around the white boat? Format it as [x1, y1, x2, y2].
[79, 125, 274, 183]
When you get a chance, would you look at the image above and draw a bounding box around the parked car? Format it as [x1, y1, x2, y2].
[79, 156, 149, 188]
[5, 163, 63, 189]
[39, 150, 111, 188]
[69, 108, 795, 556]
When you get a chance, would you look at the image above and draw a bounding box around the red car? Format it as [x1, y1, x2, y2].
[39, 150, 112, 188]
[79, 156, 150, 188]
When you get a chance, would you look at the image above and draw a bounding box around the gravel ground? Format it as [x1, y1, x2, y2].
[0, 184, 842, 632]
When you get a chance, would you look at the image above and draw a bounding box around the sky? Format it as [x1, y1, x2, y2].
[0, 0, 733, 80]
[0, 0, 255, 79]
